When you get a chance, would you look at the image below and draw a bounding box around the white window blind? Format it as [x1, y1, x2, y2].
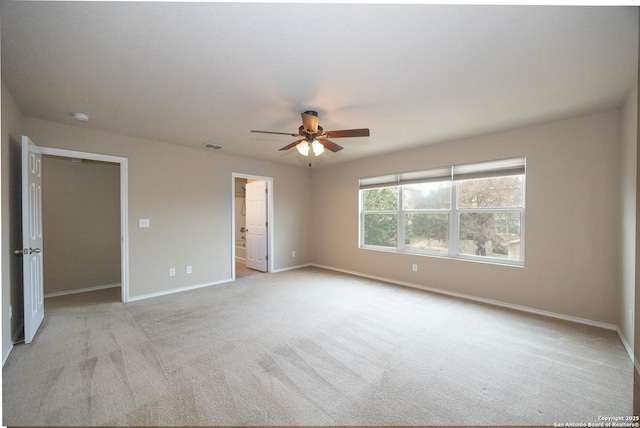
[359, 157, 526, 189]
[452, 157, 526, 181]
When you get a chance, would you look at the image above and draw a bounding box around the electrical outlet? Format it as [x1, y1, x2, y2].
[169, 267, 176, 277]
[292, 251, 296, 257]
[139, 218, 150, 228]
[186, 265, 192, 274]
[412, 264, 418, 272]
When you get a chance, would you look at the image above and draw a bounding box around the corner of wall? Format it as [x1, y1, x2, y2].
[620, 83, 638, 358]
[1, 80, 24, 364]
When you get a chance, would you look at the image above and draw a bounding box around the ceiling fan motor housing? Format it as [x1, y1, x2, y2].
[298, 125, 324, 141]
[301, 110, 319, 133]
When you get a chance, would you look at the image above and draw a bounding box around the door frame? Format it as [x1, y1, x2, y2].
[40, 147, 130, 302]
[231, 173, 273, 279]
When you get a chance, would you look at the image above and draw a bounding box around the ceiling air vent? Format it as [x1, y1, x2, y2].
[203, 143, 224, 150]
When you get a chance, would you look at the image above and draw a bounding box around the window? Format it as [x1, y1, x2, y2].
[362, 187, 398, 248]
[403, 181, 451, 254]
[359, 158, 525, 265]
[457, 175, 524, 260]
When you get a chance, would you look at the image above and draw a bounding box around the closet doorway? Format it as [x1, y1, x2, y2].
[40, 147, 129, 302]
[42, 155, 121, 301]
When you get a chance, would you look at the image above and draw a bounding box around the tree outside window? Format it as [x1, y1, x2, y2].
[362, 187, 398, 248]
[458, 176, 523, 259]
[360, 165, 525, 265]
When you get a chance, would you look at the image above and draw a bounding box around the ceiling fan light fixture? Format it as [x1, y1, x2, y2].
[311, 139, 325, 156]
[296, 141, 310, 156]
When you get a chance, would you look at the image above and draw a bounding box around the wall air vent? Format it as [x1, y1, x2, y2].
[203, 143, 224, 150]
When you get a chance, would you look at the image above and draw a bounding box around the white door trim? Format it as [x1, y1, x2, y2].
[231, 173, 274, 279]
[40, 147, 130, 303]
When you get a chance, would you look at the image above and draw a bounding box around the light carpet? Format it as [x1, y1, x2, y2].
[235, 262, 265, 279]
[3, 267, 632, 426]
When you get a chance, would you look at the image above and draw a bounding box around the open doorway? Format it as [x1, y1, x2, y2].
[42, 155, 121, 301]
[40, 147, 129, 302]
[232, 173, 273, 279]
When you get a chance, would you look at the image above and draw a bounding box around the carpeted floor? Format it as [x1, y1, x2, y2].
[2, 267, 633, 426]
[235, 261, 264, 278]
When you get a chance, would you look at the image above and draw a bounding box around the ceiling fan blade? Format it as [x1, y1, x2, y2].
[325, 128, 370, 139]
[301, 111, 319, 133]
[251, 130, 299, 137]
[318, 138, 343, 152]
[279, 139, 304, 151]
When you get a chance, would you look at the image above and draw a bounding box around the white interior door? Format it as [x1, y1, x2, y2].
[245, 180, 268, 272]
[22, 136, 44, 343]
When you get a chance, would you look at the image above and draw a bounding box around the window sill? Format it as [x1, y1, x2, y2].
[359, 245, 524, 268]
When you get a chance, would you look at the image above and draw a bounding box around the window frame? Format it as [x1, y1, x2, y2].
[359, 158, 526, 266]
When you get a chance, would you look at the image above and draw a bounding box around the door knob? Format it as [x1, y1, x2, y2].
[28, 248, 41, 254]
[13, 249, 25, 256]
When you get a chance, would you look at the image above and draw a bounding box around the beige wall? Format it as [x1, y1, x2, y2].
[1, 87, 635, 362]
[2, 81, 24, 360]
[42, 156, 121, 295]
[21, 117, 312, 299]
[312, 110, 621, 326]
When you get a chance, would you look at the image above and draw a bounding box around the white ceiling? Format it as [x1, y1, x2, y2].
[1, 2, 637, 168]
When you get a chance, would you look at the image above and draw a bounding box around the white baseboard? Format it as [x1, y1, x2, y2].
[312, 263, 617, 331]
[616, 327, 638, 373]
[127, 278, 232, 302]
[2, 321, 23, 367]
[272, 263, 312, 273]
[2, 343, 14, 367]
[129, 264, 311, 302]
[11, 320, 24, 344]
[44, 283, 121, 299]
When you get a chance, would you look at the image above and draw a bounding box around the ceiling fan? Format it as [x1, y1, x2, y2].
[251, 110, 370, 160]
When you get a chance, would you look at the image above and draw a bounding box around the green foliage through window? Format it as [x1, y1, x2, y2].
[363, 187, 398, 211]
[360, 169, 525, 265]
[364, 214, 397, 247]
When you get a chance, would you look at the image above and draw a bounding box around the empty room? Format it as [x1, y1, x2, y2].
[1, 2, 638, 426]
